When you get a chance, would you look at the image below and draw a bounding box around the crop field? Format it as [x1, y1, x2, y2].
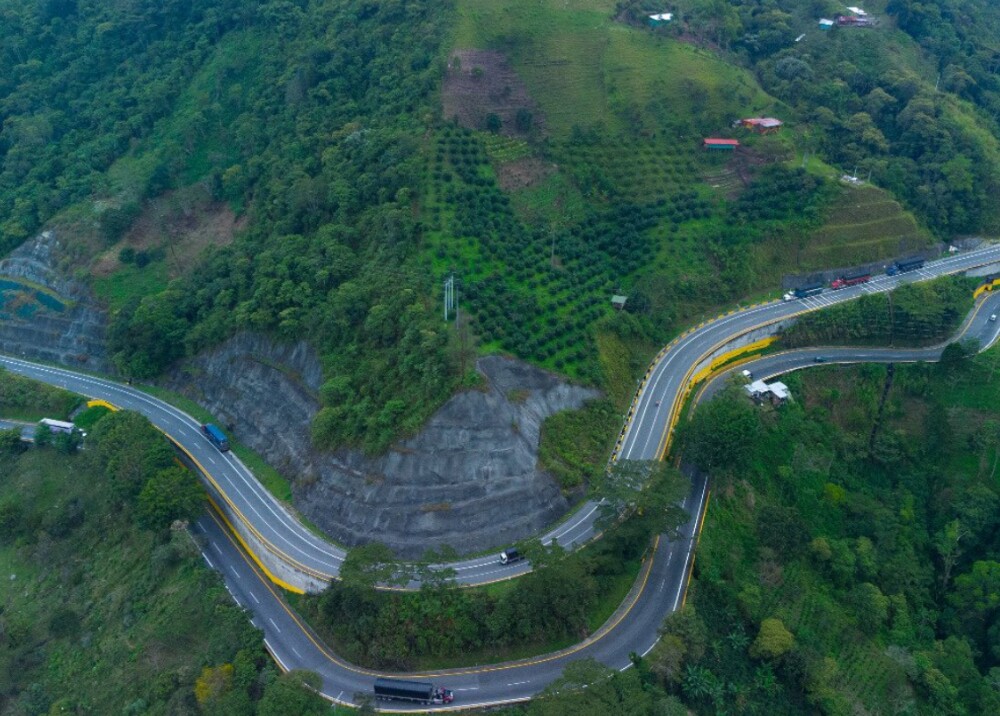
[440, 0, 822, 369]
[799, 185, 932, 269]
[548, 137, 700, 202]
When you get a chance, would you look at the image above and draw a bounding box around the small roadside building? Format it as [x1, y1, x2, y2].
[818, 18, 835, 30]
[745, 380, 792, 405]
[611, 294, 628, 311]
[648, 13, 673, 27]
[703, 138, 740, 151]
[769, 382, 791, 402]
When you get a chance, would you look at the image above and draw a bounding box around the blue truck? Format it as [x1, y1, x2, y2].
[201, 423, 230, 452]
[886, 257, 924, 276]
[783, 282, 824, 301]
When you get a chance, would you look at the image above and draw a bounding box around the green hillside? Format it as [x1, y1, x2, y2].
[669, 353, 1000, 715]
[1, 0, 999, 454]
[801, 184, 933, 269]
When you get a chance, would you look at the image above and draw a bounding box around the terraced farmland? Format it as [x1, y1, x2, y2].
[799, 185, 933, 269]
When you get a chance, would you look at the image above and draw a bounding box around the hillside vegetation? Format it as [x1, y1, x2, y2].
[801, 185, 932, 269]
[0, 376, 330, 714]
[1, 0, 999, 460]
[659, 354, 1000, 715]
[783, 275, 976, 348]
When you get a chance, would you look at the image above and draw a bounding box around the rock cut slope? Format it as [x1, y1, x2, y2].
[166, 338, 597, 557]
[0, 232, 110, 373]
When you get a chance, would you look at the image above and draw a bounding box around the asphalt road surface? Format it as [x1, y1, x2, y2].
[3, 243, 1000, 708]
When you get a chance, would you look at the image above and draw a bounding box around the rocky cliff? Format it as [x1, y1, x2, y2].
[165, 333, 599, 557]
[0, 231, 111, 372]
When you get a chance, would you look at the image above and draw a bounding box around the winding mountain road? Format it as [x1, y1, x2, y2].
[3, 243, 1000, 709]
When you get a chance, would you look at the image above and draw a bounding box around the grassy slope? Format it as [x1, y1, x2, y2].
[453, 0, 775, 137]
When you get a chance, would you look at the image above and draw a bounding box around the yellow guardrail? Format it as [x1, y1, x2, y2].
[688, 335, 777, 386]
[86, 399, 118, 411]
[974, 277, 1000, 299]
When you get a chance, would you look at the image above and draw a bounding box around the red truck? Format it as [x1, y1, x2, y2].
[831, 270, 871, 289]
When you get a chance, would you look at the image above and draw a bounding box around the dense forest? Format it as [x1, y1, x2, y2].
[0, 375, 330, 714]
[662, 354, 1000, 714]
[3, 0, 1000, 713]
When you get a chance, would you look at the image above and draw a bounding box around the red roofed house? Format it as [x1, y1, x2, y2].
[740, 117, 783, 134]
[703, 138, 740, 150]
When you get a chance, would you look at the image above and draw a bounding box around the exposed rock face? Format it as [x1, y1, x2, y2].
[165, 334, 599, 557]
[0, 231, 111, 372]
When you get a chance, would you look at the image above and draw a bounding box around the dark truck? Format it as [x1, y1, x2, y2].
[831, 269, 871, 289]
[886, 257, 925, 276]
[373, 678, 454, 704]
[783, 282, 824, 301]
[499, 548, 524, 565]
[201, 423, 230, 452]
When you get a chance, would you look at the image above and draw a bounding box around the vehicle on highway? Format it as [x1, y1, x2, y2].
[813, 356, 827, 363]
[741, 369, 753, 380]
[373, 678, 454, 704]
[991, 314, 998, 322]
[499, 548, 524, 565]
[886, 257, 925, 276]
[39, 417, 75, 435]
[831, 269, 871, 289]
[783, 282, 824, 301]
[201, 423, 230, 452]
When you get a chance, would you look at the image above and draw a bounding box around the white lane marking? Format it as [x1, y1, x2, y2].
[507, 680, 530, 687]
[263, 639, 289, 671]
[268, 617, 282, 633]
[337, 691, 343, 701]
[292, 646, 302, 658]
[640, 637, 660, 658]
[249, 591, 260, 604]
[206, 455, 217, 466]
[671, 477, 709, 612]
[229, 565, 241, 578]
[454, 686, 480, 691]
[202, 554, 215, 569]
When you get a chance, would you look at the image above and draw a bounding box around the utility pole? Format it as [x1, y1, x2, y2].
[444, 274, 454, 322]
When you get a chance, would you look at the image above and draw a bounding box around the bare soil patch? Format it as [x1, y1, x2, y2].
[92, 185, 244, 279]
[442, 49, 545, 137]
[496, 157, 556, 192]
